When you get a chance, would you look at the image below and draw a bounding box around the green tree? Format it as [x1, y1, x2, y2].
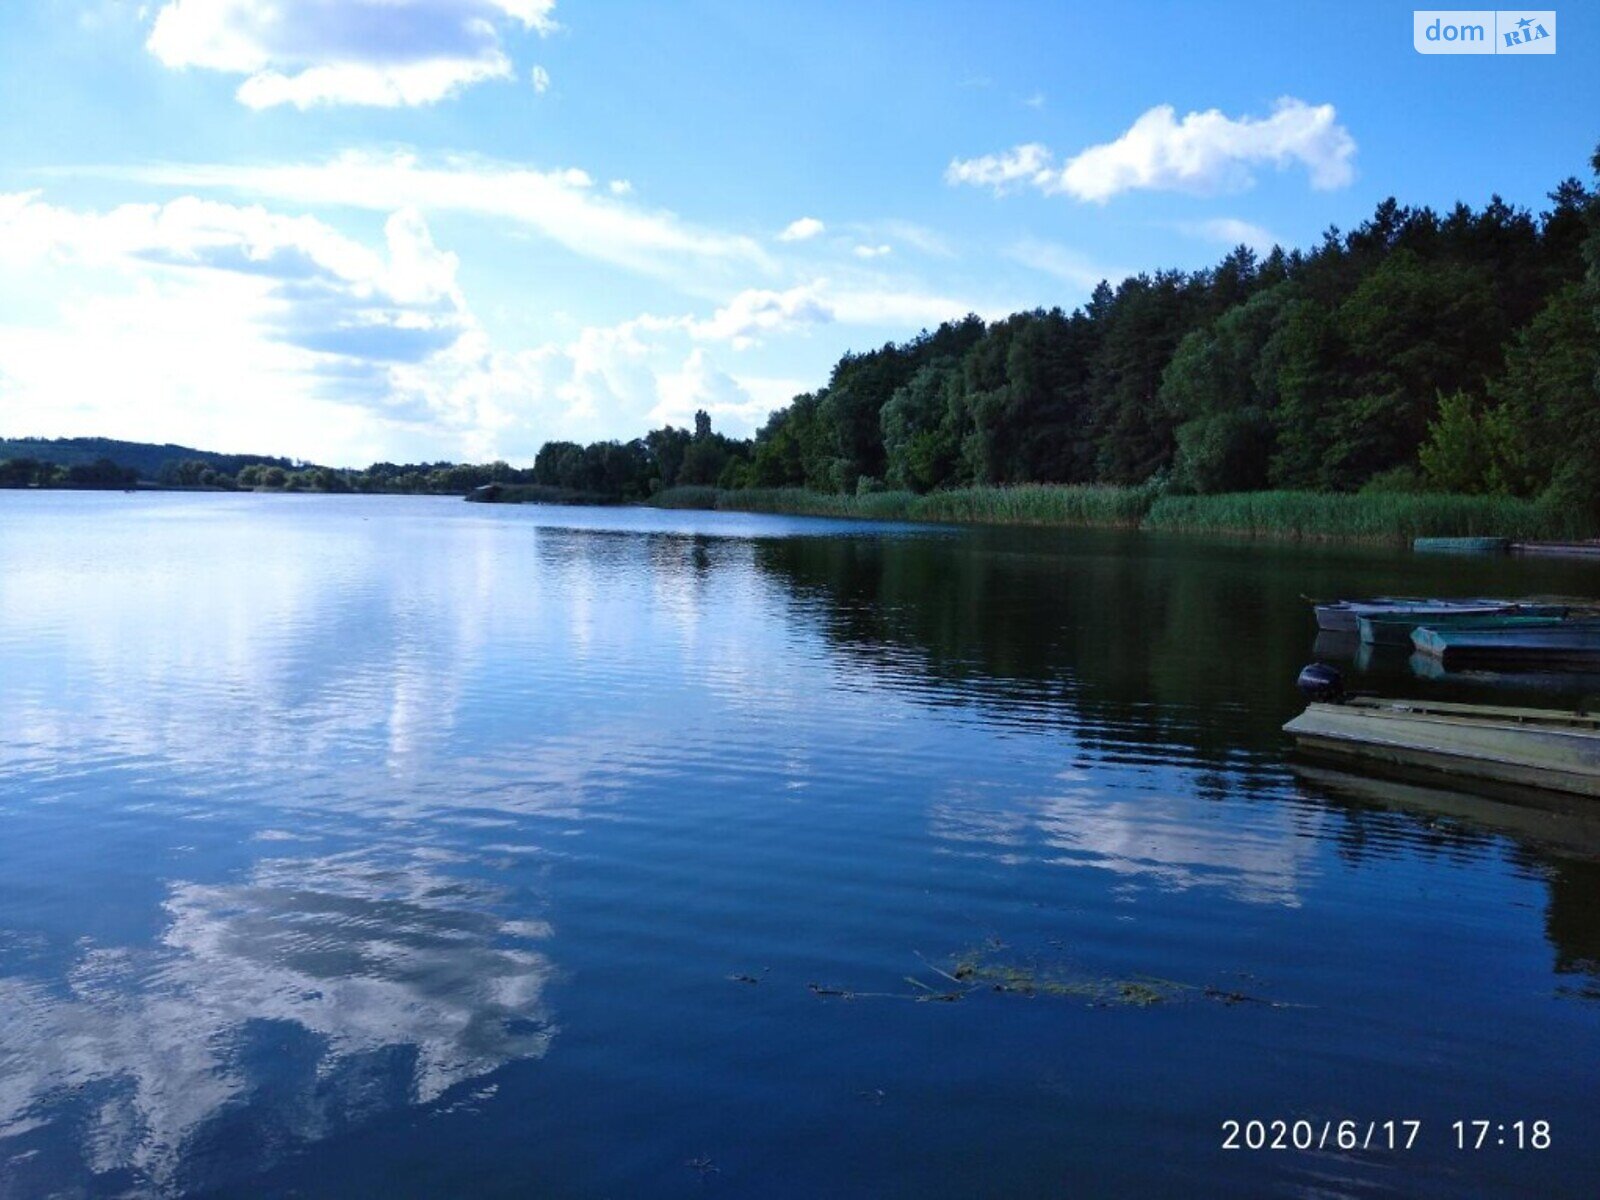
[1332, 250, 1500, 485]
[1418, 392, 1513, 494]
[1489, 281, 1600, 495]
[881, 365, 961, 491]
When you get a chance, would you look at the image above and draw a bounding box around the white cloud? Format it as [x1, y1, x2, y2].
[0, 191, 512, 462]
[0, 192, 1004, 462]
[1180, 217, 1280, 255]
[1022, 90, 1045, 109]
[107, 152, 774, 289]
[683, 279, 1002, 348]
[146, 0, 558, 109]
[947, 98, 1356, 202]
[653, 349, 772, 430]
[776, 216, 825, 242]
[1059, 99, 1356, 200]
[730, 372, 812, 418]
[608, 179, 633, 196]
[687, 283, 833, 348]
[852, 243, 892, 259]
[0, 191, 466, 362]
[0, 192, 699, 462]
[530, 64, 550, 94]
[387, 319, 785, 456]
[943, 142, 1052, 195]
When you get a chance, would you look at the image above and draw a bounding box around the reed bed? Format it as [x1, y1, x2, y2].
[652, 484, 1595, 544]
[651, 484, 1155, 528]
[1143, 491, 1578, 544]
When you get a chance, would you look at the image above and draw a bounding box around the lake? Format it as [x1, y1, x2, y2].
[2, 491, 1599, 1198]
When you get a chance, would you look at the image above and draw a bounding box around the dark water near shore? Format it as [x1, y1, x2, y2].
[3, 492, 1600, 1198]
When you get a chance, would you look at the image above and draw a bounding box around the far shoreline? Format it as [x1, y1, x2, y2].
[11, 479, 1598, 551]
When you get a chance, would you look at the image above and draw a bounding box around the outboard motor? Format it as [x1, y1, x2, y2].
[1297, 662, 1345, 704]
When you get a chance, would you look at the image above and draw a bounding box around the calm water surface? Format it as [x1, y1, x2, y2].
[3, 492, 1600, 1198]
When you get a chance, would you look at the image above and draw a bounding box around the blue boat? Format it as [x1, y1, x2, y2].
[1313, 597, 1525, 635]
[1356, 607, 1569, 647]
[1413, 536, 1510, 555]
[1412, 619, 1600, 669]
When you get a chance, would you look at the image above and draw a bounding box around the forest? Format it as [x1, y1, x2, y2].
[532, 144, 1600, 526]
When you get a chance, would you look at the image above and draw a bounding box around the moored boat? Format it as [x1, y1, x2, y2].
[1313, 597, 1524, 635]
[1284, 694, 1600, 798]
[1356, 607, 1569, 647]
[1411, 620, 1600, 668]
[1412, 536, 1510, 555]
[1511, 540, 1600, 558]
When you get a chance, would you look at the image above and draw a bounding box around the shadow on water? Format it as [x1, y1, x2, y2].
[754, 524, 1600, 746]
[752, 525, 1600, 992]
[1290, 764, 1600, 993]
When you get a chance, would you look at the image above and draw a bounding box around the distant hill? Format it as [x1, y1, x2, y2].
[0, 437, 296, 481]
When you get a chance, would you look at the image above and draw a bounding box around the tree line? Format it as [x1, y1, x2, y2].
[0, 457, 139, 489]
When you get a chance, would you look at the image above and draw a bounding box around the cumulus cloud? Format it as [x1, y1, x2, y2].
[947, 98, 1356, 202]
[687, 283, 833, 349]
[0, 193, 681, 459]
[654, 349, 774, 429]
[852, 243, 891, 259]
[146, 0, 558, 109]
[0, 191, 466, 365]
[776, 216, 825, 242]
[104, 152, 774, 290]
[385, 319, 788, 458]
[0, 191, 488, 461]
[530, 63, 550, 94]
[0, 191, 1005, 462]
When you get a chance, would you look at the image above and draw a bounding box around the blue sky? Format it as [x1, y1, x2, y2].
[1, 1, 1595, 465]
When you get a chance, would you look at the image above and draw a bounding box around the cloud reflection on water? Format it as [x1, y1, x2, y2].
[929, 769, 1317, 907]
[0, 849, 553, 1192]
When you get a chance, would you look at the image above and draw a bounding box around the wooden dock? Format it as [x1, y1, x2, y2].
[1284, 697, 1600, 798]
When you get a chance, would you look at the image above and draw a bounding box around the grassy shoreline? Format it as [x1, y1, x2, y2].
[647, 484, 1589, 545]
[651, 483, 1155, 528]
